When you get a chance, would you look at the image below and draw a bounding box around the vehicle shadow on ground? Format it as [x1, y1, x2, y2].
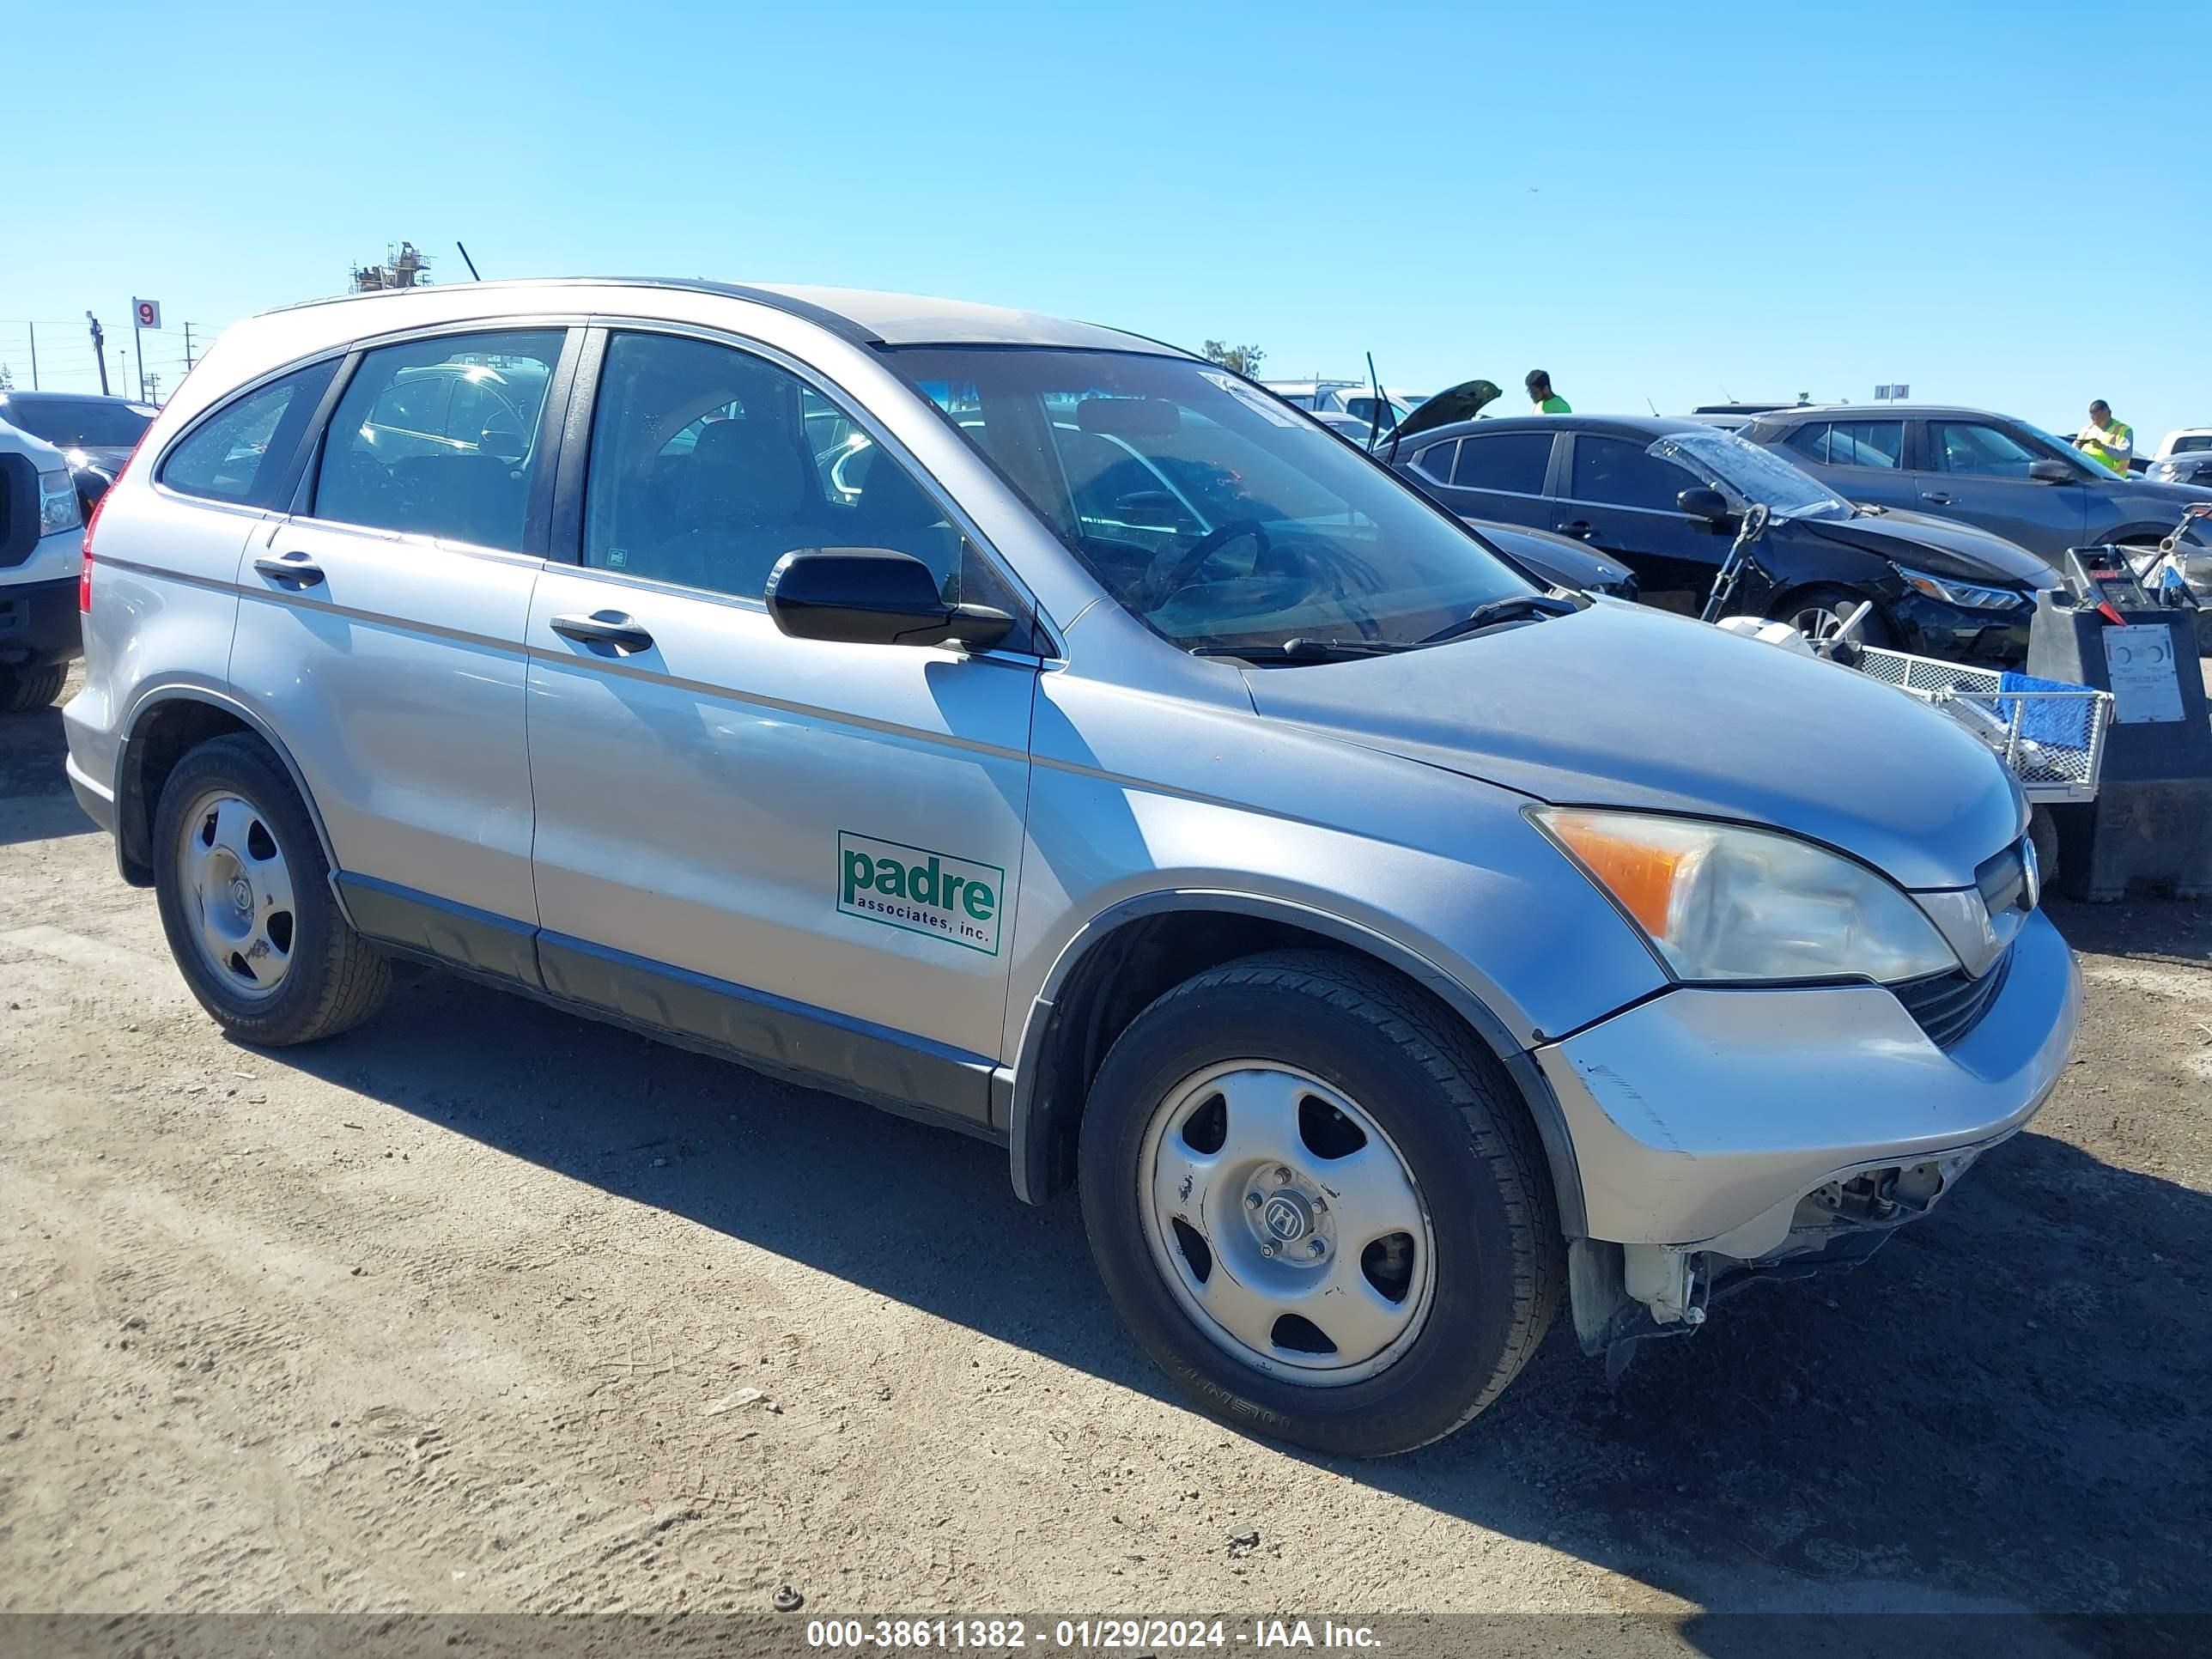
[2047, 894, 2211, 969]
[0, 706, 97, 847]
[266, 951, 2211, 1640]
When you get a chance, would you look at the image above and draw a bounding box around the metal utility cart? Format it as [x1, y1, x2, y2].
[1849, 644, 2114, 874]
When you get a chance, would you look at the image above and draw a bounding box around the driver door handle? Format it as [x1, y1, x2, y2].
[253, 551, 325, 586]
[550, 611, 655, 653]
[1554, 520, 1599, 540]
[1920, 491, 1954, 506]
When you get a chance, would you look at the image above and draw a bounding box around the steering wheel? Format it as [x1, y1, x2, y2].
[1148, 519, 1272, 607]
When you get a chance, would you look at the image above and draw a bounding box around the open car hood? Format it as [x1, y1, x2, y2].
[1386, 379, 1504, 444]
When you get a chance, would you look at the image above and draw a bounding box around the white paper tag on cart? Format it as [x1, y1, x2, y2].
[2101, 624, 2185, 722]
[1200, 371, 1300, 427]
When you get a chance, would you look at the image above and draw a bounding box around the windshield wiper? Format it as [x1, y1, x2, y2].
[1418, 593, 1577, 645]
[1189, 637, 1415, 664]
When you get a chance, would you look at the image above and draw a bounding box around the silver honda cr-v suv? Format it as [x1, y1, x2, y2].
[64, 279, 2080, 1455]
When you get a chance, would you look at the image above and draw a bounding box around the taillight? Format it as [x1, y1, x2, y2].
[79, 432, 146, 613]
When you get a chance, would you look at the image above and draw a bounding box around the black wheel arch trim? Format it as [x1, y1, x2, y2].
[1001, 889, 1589, 1237]
[112, 684, 351, 917]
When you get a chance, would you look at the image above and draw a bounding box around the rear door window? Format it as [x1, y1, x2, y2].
[1829, 420, 1903, 468]
[311, 330, 563, 551]
[159, 361, 338, 508]
[1451, 432, 1552, 493]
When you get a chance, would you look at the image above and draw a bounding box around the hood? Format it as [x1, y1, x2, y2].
[1471, 520, 1634, 593]
[1807, 507, 2057, 585]
[2108, 474, 2212, 512]
[1387, 379, 1503, 444]
[1242, 600, 2022, 890]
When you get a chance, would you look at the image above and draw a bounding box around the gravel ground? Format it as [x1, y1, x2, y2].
[2, 671, 2207, 1658]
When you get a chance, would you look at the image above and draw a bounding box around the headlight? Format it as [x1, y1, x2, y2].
[1892, 564, 2025, 611]
[37, 469, 80, 536]
[1532, 808, 1959, 984]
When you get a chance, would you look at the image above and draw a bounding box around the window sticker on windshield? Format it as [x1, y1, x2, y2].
[1200, 371, 1301, 428]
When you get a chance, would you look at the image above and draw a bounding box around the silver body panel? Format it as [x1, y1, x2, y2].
[63, 279, 2081, 1271]
[526, 564, 1035, 1066]
[229, 521, 542, 926]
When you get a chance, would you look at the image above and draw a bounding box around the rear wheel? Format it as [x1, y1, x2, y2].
[1774, 584, 1894, 649]
[1078, 950, 1562, 1457]
[152, 734, 390, 1045]
[0, 664, 67, 712]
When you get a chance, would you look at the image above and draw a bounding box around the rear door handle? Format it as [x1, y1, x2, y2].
[253, 551, 325, 586]
[550, 611, 655, 653]
[1553, 520, 1598, 540]
[1920, 491, 1954, 506]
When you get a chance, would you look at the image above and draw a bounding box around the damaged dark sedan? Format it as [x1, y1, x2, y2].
[1387, 409, 2056, 664]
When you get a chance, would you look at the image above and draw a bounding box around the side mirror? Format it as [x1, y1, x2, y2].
[1677, 486, 1734, 526]
[766, 548, 1014, 651]
[2028, 459, 2075, 484]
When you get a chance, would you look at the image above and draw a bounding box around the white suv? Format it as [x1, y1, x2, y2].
[0, 415, 84, 709]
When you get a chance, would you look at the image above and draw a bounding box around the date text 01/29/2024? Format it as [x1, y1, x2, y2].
[804, 1618, 1382, 1650]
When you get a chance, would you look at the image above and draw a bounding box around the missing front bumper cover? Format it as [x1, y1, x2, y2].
[1577, 1153, 1970, 1380]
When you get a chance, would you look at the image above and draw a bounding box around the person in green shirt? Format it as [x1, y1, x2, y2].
[2074, 400, 2133, 476]
[1526, 370, 1571, 415]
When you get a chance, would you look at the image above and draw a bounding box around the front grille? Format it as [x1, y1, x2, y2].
[1893, 946, 2014, 1048]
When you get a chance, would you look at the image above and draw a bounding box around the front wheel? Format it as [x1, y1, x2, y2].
[1078, 951, 1562, 1457]
[1774, 584, 1895, 649]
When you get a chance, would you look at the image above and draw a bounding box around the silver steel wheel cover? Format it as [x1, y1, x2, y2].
[1137, 1061, 1437, 1387]
[176, 789, 297, 1002]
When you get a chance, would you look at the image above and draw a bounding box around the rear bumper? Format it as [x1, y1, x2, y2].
[65, 751, 117, 835]
[0, 574, 81, 670]
[1535, 905, 2079, 1255]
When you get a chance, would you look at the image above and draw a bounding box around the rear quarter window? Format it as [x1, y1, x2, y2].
[160, 362, 338, 508]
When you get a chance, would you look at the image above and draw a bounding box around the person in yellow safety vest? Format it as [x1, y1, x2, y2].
[2074, 400, 2134, 476]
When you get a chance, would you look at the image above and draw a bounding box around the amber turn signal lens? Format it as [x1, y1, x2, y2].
[1543, 816, 1691, 938]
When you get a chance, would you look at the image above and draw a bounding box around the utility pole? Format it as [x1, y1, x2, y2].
[85, 312, 109, 396]
[27, 323, 36, 390]
[143, 372, 162, 404]
[183, 322, 197, 371]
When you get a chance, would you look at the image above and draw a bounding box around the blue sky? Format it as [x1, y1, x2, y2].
[7, 1, 2206, 446]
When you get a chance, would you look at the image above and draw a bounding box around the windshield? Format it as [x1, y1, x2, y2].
[2, 398, 155, 449]
[1652, 427, 1851, 520]
[884, 348, 1534, 653]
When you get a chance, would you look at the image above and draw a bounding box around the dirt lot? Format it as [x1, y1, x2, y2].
[3, 672, 2207, 1656]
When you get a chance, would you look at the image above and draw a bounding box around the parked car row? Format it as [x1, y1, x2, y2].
[1294, 378, 2212, 654]
[1383, 406, 2063, 664]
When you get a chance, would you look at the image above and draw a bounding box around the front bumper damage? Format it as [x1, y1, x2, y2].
[1533, 906, 2081, 1371]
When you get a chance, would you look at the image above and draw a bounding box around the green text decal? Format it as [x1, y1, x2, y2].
[838, 831, 1005, 956]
